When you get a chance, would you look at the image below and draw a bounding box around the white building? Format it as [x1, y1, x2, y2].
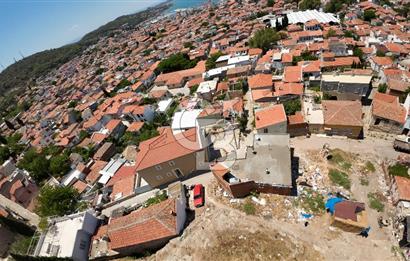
[171, 109, 203, 134]
[34, 211, 99, 261]
[196, 80, 218, 101]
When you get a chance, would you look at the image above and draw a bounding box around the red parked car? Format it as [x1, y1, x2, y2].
[193, 184, 205, 208]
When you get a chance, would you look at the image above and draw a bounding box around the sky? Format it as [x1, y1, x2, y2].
[0, 0, 169, 70]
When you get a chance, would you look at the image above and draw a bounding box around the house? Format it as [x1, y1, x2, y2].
[329, 200, 368, 233]
[320, 73, 372, 100]
[287, 112, 308, 137]
[34, 211, 99, 261]
[223, 98, 244, 120]
[214, 134, 293, 197]
[104, 119, 126, 139]
[369, 92, 406, 134]
[93, 142, 116, 162]
[90, 197, 186, 258]
[122, 105, 155, 123]
[135, 127, 208, 188]
[370, 56, 393, 75]
[171, 109, 202, 133]
[255, 104, 287, 134]
[196, 80, 218, 101]
[0, 162, 38, 209]
[196, 104, 223, 128]
[391, 176, 410, 215]
[248, 74, 273, 90]
[322, 100, 363, 138]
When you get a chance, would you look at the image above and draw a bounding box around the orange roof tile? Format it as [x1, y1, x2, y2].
[255, 104, 287, 129]
[135, 127, 201, 171]
[395, 176, 410, 202]
[247, 74, 272, 89]
[322, 100, 363, 127]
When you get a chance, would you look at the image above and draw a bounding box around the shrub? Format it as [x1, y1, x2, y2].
[367, 193, 385, 212]
[388, 163, 409, 178]
[243, 200, 256, 215]
[328, 169, 351, 190]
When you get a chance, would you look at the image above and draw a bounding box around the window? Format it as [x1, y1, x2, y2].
[155, 165, 162, 171]
[169, 160, 175, 167]
[166, 172, 173, 177]
[173, 168, 183, 178]
[263, 128, 268, 133]
[156, 175, 164, 180]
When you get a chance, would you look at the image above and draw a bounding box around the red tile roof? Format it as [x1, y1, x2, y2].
[95, 198, 177, 250]
[395, 176, 410, 202]
[322, 100, 363, 127]
[247, 74, 273, 89]
[255, 104, 287, 129]
[127, 122, 145, 132]
[283, 66, 302, 83]
[135, 127, 201, 171]
[372, 92, 406, 124]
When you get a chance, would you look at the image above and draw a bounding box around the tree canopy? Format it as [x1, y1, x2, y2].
[249, 28, 280, 53]
[157, 53, 198, 74]
[205, 51, 224, 70]
[299, 0, 321, 10]
[36, 185, 79, 217]
[363, 10, 376, 22]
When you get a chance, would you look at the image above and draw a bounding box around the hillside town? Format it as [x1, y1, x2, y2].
[2, 0, 410, 260]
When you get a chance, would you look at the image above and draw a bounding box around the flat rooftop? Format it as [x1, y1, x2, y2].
[321, 74, 372, 84]
[303, 97, 324, 125]
[231, 134, 292, 187]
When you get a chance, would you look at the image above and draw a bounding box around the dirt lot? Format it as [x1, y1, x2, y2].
[149, 201, 322, 261]
[113, 135, 403, 261]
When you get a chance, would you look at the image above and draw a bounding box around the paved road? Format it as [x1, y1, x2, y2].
[291, 135, 400, 160]
[0, 194, 39, 226]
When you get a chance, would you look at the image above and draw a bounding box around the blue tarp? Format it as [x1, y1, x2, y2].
[325, 197, 344, 214]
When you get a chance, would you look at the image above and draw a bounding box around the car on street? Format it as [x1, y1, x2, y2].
[193, 184, 205, 208]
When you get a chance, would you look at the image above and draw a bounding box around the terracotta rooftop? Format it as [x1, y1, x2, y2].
[247, 73, 273, 89]
[395, 176, 410, 202]
[135, 127, 201, 171]
[94, 198, 177, 250]
[372, 92, 406, 124]
[322, 100, 363, 127]
[255, 104, 287, 129]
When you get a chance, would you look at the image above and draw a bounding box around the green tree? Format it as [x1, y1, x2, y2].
[49, 154, 71, 177]
[283, 99, 301, 115]
[363, 10, 376, 22]
[376, 50, 386, 57]
[206, 51, 224, 70]
[249, 28, 280, 53]
[353, 46, 364, 62]
[0, 146, 11, 164]
[157, 53, 198, 74]
[17, 148, 50, 182]
[299, 0, 321, 10]
[36, 185, 79, 217]
[326, 29, 337, 38]
[378, 83, 388, 93]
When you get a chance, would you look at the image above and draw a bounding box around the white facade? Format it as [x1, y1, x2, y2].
[35, 211, 99, 261]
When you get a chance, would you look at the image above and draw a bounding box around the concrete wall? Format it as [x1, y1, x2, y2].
[138, 152, 200, 188]
[176, 198, 187, 234]
[324, 124, 362, 139]
[256, 121, 287, 134]
[287, 123, 308, 137]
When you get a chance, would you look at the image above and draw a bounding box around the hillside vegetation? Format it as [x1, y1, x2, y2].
[0, 1, 171, 97]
